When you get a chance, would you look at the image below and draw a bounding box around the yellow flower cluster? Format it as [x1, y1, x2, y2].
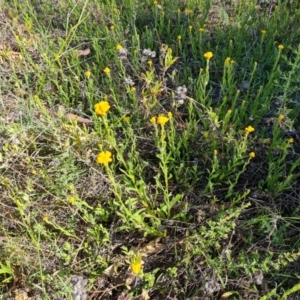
[150, 113, 172, 125]
[97, 151, 112, 165]
[245, 126, 255, 133]
[204, 51, 213, 60]
[94, 101, 111, 116]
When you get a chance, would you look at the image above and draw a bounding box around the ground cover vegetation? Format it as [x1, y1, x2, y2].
[1, 0, 300, 299]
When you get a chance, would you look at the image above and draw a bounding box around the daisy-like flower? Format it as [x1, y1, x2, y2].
[96, 151, 112, 164]
[278, 114, 285, 121]
[94, 101, 111, 116]
[278, 44, 284, 50]
[204, 51, 213, 60]
[116, 44, 123, 51]
[157, 115, 169, 125]
[245, 125, 255, 133]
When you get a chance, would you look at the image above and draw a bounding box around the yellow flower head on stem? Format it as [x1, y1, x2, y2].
[204, 51, 213, 60]
[96, 151, 112, 165]
[278, 114, 285, 121]
[85, 70, 91, 78]
[103, 67, 111, 74]
[288, 138, 294, 143]
[157, 115, 169, 125]
[94, 101, 111, 116]
[150, 117, 157, 123]
[278, 44, 284, 50]
[245, 125, 255, 133]
[116, 44, 123, 51]
[224, 57, 231, 65]
[261, 30, 266, 35]
[42, 216, 49, 222]
[249, 152, 255, 158]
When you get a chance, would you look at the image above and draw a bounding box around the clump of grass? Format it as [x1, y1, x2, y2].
[1, 0, 300, 299]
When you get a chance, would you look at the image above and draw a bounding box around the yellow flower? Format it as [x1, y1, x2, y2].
[249, 152, 255, 158]
[204, 51, 213, 60]
[261, 30, 266, 34]
[116, 44, 123, 51]
[147, 60, 153, 66]
[199, 27, 205, 32]
[227, 110, 232, 114]
[123, 116, 130, 122]
[177, 35, 182, 40]
[110, 25, 114, 30]
[103, 67, 111, 74]
[278, 44, 284, 50]
[188, 25, 193, 30]
[96, 151, 112, 165]
[167, 111, 172, 117]
[224, 57, 231, 65]
[85, 70, 91, 78]
[42, 216, 49, 222]
[150, 117, 157, 123]
[94, 101, 111, 116]
[68, 197, 75, 204]
[154, 0, 158, 4]
[288, 138, 294, 143]
[245, 125, 255, 133]
[157, 115, 169, 125]
[278, 114, 285, 121]
[130, 87, 136, 92]
[131, 261, 142, 275]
